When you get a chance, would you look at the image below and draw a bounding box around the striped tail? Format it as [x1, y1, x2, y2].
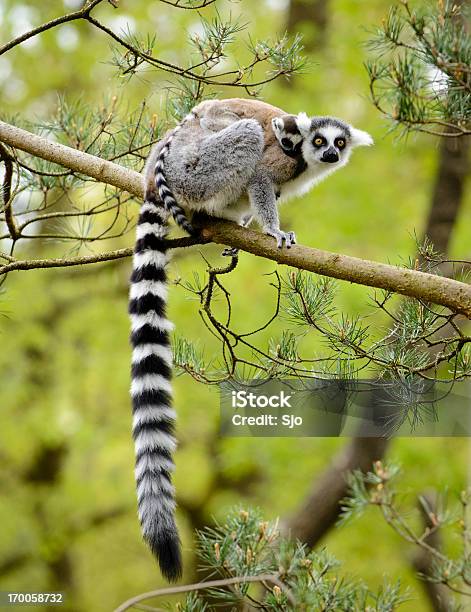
[155, 125, 196, 237]
[129, 197, 182, 581]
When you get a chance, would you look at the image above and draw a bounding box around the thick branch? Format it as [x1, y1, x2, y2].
[0, 119, 470, 317]
[0, 142, 18, 240]
[199, 221, 471, 318]
[424, 136, 470, 254]
[0, 120, 142, 197]
[411, 492, 451, 612]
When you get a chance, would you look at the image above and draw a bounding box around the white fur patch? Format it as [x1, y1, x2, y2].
[129, 280, 167, 300]
[133, 405, 176, 427]
[136, 222, 168, 240]
[133, 428, 177, 453]
[296, 112, 312, 136]
[350, 128, 374, 147]
[133, 250, 168, 270]
[131, 373, 172, 396]
[132, 344, 173, 366]
[139, 494, 176, 520]
[320, 125, 344, 143]
[141, 202, 167, 218]
[130, 312, 174, 332]
[271, 117, 285, 138]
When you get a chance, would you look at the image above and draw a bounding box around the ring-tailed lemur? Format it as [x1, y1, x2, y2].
[129, 98, 373, 581]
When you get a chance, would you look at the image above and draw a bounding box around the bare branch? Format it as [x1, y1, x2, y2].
[0, 119, 470, 317]
[0, 0, 105, 57]
[0, 143, 18, 240]
[158, 0, 216, 9]
[0, 236, 202, 274]
[113, 574, 294, 612]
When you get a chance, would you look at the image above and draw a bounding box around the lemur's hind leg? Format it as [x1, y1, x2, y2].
[221, 214, 253, 258]
[164, 119, 264, 207]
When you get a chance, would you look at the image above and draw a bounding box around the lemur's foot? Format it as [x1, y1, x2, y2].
[265, 229, 296, 249]
[222, 247, 239, 258]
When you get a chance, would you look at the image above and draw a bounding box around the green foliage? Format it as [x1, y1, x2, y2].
[341, 462, 471, 607]
[161, 506, 409, 611]
[366, 0, 471, 136]
[282, 272, 337, 326]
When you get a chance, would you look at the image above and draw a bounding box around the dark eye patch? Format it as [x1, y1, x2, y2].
[281, 137, 293, 149]
[335, 137, 346, 149]
[313, 135, 326, 147]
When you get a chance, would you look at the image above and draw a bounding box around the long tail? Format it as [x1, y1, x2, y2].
[155, 122, 196, 237]
[129, 194, 182, 581]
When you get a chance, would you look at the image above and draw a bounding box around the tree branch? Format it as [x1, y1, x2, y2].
[0, 236, 203, 274]
[0, 120, 142, 196]
[0, 0, 105, 57]
[411, 492, 452, 612]
[0, 119, 470, 317]
[113, 574, 294, 612]
[0, 142, 18, 240]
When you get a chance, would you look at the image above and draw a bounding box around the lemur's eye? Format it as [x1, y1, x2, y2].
[336, 138, 345, 149]
[314, 137, 324, 147]
[281, 137, 292, 149]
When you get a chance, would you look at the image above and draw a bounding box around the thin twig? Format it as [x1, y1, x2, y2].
[113, 574, 295, 612]
[0, 0, 105, 56]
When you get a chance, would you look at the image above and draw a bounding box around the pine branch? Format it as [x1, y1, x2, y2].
[0, 119, 470, 318]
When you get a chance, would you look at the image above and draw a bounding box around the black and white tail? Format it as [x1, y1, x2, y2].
[129, 193, 182, 581]
[155, 117, 196, 237]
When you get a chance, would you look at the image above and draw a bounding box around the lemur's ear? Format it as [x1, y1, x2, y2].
[350, 128, 374, 147]
[295, 112, 312, 137]
[271, 117, 285, 140]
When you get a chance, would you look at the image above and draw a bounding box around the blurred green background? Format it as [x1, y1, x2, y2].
[0, 0, 470, 610]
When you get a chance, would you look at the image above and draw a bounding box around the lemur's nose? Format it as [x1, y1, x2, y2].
[322, 147, 339, 163]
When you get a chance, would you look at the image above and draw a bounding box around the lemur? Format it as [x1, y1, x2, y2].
[129, 98, 373, 580]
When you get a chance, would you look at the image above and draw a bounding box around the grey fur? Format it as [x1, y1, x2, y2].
[163, 119, 264, 214]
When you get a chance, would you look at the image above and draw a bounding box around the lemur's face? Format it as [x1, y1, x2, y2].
[308, 122, 352, 165]
[272, 113, 373, 166]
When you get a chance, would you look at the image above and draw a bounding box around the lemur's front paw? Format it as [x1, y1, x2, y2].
[222, 247, 239, 258]
[265, 229, 296, 249]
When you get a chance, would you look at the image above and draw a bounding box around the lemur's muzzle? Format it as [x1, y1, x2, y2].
[322, 147, 339, 163]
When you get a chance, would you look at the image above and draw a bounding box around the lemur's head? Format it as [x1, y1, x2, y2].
[272, 113, 373, 167]
[271, 114, 304, 158]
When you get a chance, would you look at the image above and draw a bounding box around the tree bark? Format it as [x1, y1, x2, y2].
[411, 492, 452, 612]
[424, 134, 470, 255]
